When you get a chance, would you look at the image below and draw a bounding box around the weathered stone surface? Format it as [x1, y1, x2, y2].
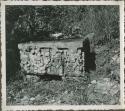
[18, 40, 85, 76]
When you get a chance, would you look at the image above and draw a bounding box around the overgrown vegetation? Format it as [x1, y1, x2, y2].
[6, 5, 120, 105]
[6, 5, 119, 79]
[7, 42, 120, 105]
[6, 5, 119, 41]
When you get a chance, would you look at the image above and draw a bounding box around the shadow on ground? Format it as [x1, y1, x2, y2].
[38, 74, 62, 81]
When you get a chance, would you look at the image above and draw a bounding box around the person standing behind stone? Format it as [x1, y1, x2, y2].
[83, 37, 91, 73]
[83, 33, 96, 73]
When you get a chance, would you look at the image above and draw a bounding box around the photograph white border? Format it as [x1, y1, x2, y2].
[1, 1, 124, 110]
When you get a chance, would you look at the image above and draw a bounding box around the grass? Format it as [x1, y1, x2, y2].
[7, 76, 89, 105]
[6, 38, 120, 105]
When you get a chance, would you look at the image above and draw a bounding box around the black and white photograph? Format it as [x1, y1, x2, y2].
[1, 1, 124, 110]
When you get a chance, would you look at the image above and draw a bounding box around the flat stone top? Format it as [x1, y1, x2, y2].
[18, 38, 84, 50]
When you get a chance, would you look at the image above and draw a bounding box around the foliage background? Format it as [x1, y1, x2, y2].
[6, 5, 119, 80]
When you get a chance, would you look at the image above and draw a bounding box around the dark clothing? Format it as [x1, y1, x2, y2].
[89, 51, 96, 71]
[83, 38, 96, 72]
[83, 38, 90, 53]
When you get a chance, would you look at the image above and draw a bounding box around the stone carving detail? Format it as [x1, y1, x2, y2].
[18, 42, 85, 76]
